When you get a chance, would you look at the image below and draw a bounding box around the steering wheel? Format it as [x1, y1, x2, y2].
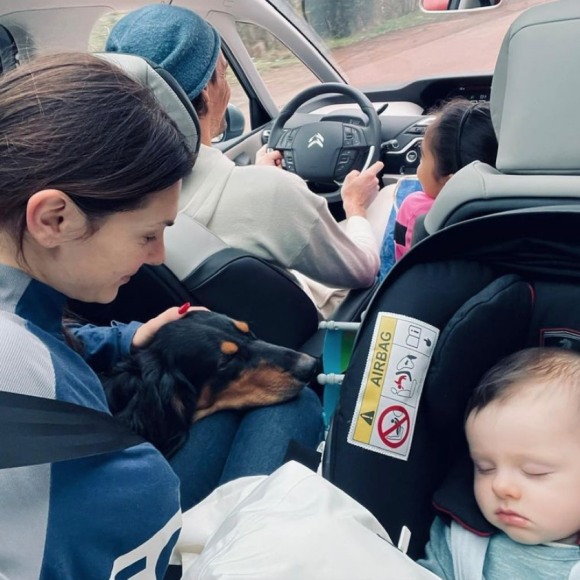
[267, 83, 382, 197]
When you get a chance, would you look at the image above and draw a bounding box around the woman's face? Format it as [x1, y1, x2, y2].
[32, 182, 181, 303]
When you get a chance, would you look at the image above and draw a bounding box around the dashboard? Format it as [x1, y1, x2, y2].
[258, 74, 493, 180]
[445, 85, 491, 104]
[298, 74, 493, 177]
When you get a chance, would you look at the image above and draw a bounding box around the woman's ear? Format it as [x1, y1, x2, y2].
[26, 190, 87, 248]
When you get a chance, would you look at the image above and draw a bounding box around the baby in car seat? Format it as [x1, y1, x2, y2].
[418, 347, 580, 580]
[395, 99, 498, 261]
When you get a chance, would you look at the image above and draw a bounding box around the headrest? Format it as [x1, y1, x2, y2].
[95, 52, 200, 156]
[164, 213, 228, 281]
[424, 161, 580, 233]
[491, 0, 580, 175]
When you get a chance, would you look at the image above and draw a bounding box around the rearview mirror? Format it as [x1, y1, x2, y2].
[421, 0, 503, 12]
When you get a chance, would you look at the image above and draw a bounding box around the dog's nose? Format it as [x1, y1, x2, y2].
[295, 354, 322, 385]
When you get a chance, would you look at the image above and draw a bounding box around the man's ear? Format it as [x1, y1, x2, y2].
[199, 86, 210, 109]
[26, 189, 87, 248]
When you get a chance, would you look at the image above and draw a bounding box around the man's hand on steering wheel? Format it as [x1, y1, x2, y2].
[255, 145, 283, 168]
[341, 161, 384, 218]
[267, 83, 382, 200]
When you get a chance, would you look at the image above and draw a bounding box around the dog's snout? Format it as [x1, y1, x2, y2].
[295, 354, 322, 385]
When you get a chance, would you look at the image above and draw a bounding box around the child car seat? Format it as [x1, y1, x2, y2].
[323, 0, 580, 558]
[323, 208, 580, 559]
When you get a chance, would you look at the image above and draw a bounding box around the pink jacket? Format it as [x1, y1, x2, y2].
[394, 192, 434, 261]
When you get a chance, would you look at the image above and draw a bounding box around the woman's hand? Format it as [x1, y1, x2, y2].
[131, 303, 208, 350]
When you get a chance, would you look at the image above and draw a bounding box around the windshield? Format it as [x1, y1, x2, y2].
[268, 0, 556, 88]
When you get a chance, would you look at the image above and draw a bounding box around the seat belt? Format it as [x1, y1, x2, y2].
[450, 520, 489, 580]
[0, 390, 144, 469]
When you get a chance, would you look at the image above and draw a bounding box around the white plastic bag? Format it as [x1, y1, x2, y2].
[176, 461, 438, 580]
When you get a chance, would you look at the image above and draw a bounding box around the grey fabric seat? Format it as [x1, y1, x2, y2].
[422, 0, 580, 237]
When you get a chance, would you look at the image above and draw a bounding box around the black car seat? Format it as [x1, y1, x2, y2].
[323, 0, 580, 560]
[323, 209, 580, 559]
[70, 53, 319, 350]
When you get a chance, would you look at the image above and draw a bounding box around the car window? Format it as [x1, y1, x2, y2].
[274, 0, 556, 88]
[236, 21, 321, 113]
[224, 60, 252, 137]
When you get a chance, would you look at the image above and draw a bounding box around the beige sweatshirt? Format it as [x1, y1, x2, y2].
[179, 145, 380, 315]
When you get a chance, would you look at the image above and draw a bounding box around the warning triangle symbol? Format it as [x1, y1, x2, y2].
[361, 411, 375, 426]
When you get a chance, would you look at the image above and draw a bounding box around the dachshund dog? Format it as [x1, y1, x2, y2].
[102, 310, 320, 457]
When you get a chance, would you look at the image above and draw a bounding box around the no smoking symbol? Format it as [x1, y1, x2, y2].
[378, 405, 410, 449]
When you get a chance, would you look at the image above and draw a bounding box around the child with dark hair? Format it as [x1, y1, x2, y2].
[419, 347, 580, 579]
[395, 99, 498, 260]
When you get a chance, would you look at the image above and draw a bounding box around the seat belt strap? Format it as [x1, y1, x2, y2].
[450, 520, 489, 580]
[0, 390, 143, 469]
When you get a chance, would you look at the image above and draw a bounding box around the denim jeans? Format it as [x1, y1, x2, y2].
[168, 387, 323, 511]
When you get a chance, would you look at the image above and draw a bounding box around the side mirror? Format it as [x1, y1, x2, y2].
[212, 103, 246, 144]
[421, 0, 503, 12]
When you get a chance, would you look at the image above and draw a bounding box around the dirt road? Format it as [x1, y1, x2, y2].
[230, 0, 551, 118]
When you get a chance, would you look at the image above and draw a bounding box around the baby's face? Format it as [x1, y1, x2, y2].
[466, 382, 580, 545]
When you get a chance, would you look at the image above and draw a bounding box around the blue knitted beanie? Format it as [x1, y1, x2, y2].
[106, 4, 221, 100]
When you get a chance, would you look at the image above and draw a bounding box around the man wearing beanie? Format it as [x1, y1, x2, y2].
[107, 4, 384, 318]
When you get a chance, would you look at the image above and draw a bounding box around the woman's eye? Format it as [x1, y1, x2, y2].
[143, 235, 157, 244]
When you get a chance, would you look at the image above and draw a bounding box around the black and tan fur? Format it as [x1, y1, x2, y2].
[102, 310, 320, 457]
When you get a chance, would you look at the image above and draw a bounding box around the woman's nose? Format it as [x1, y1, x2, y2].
[492, 473, 521, 500]
[146, 239, 165, 266]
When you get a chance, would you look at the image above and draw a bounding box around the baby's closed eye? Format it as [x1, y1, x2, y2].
[522, 463, 555, 477]
[474, 462, 495, 475]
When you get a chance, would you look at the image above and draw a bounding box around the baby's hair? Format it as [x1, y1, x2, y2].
[466, 347, 580, 419]
[425, 99, 498, 178]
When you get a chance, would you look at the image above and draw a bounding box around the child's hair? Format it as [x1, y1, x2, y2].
[466, 347, 580, 419]
[0, 52, 195, 252]
[426, 99, 498, 178]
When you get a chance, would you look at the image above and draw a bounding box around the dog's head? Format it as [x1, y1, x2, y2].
[103, 310, 320, 456]
[152, 310, 320, 420]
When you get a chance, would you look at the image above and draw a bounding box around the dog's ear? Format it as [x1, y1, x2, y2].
[103, 352, 199, 458]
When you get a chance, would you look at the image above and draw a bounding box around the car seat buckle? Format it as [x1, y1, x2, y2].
[397, 525, 412, 555]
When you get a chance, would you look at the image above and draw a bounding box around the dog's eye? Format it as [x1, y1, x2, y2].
[218, 354, 235, 371]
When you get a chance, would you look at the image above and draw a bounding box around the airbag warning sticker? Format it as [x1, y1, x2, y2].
[347, 312, 439, 461]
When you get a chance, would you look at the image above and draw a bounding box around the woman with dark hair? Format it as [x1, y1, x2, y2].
[0, 52, 321, 580]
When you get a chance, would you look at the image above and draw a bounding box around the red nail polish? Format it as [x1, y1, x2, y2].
[178, 302, 190, 315]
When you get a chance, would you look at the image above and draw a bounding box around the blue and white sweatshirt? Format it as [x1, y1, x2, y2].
[0, 264, 181, 580]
